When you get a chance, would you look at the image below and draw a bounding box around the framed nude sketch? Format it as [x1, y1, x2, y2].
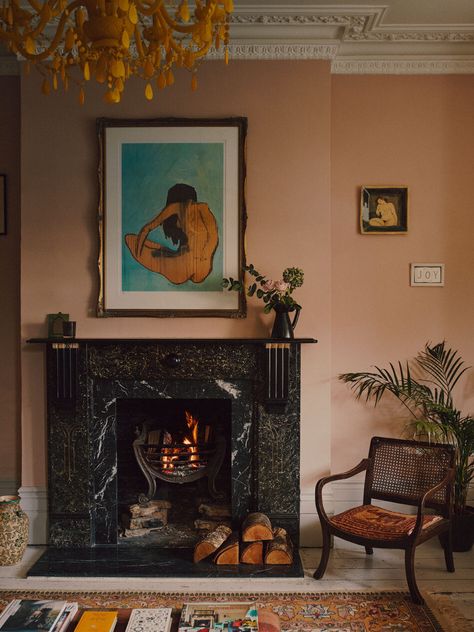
[97, 117, 247, 318]
[360, 186, 408, 234]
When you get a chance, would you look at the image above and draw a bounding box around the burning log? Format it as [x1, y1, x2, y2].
[264, 527, 293, 565]
[240, 540, 263, 564]
[214, 532, 239, 565]
[242, 512, 273, 541]
[133, 413, 226, 501]
[193, 524, 232, 562]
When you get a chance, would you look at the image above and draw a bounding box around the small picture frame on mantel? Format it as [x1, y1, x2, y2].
[0, 175, 6, 235]
[47, 312, 70, 338]
[360, 186, 408, 234]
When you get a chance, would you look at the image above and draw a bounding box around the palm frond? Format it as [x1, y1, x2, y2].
[340, 341, 473, 512]
[339, 363, 432, 418]
[416, 342, 470, 403]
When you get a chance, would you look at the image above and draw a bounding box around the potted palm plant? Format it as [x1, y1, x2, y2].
[339, 341, 474, 551]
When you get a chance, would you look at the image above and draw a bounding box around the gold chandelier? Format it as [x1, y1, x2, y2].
[0, 0, 234, 103]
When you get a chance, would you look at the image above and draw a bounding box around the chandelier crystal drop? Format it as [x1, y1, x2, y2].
[0, 0, 234, 104]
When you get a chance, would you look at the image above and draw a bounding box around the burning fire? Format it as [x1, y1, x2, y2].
[161, 410, 201, 472]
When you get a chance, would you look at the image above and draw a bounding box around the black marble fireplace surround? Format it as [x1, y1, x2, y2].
[27, 338, 315, 578]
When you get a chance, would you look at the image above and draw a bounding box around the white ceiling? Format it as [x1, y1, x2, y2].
[1, 1, 474, 75]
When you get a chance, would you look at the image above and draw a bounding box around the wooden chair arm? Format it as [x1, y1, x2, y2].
[315, 458, 370, 524]
[411, 468, 454, 540]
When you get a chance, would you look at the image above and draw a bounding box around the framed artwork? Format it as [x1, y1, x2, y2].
[410, 263, 445, 287]
[47, 312, 70, 338]
[97, 117, 247, 317]
[360, 186, 408, 234]
[0, 175, 6, 235]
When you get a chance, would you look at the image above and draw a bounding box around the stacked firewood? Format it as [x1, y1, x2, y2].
[194, 503, 232, 532]
[193, 511, 293, 565]
[121, 499, 171, 538]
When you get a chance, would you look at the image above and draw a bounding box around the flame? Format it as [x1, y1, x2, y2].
[185, 411, 199, 465]
[161, 446, 180, 471]
[161, 411, 201, 472]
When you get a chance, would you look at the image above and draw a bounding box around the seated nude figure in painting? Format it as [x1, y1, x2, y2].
[125, 183, 219, 285]
[368, 197, 398, 227]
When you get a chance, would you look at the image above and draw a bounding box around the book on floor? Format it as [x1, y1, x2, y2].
[73, 611, 118, 632]
[124, 609, 172, 632]
[0, 600, 68, 632]
[179, 603, 279, 632]
[50, 604, 78, 632]
[179, 603, 257, 632]
[0, 602, 21, 627]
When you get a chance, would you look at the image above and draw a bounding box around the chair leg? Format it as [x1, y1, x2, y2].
[441, 527, 455, 573]
[313, 526, 331, 579]
[365, 546, 373, 555]
[404, 546, 424, 605]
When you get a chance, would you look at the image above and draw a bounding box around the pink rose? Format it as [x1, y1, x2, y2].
[262, 280, 275, 292]
[274, 280, 289, 293]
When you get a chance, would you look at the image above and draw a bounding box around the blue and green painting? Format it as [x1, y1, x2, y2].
[122, 142, 224, 291]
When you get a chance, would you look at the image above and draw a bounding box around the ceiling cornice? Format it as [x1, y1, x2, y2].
[226, 3, 474, 73]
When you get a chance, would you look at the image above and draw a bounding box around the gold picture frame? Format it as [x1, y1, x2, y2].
[97, 117, 247, 318]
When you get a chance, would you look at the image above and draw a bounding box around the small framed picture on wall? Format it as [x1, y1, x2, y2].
[360, 186, 408, 234]
[0, 175, 6, 235]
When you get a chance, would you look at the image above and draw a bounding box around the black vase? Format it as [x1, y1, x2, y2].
[270, 303, 300, 339]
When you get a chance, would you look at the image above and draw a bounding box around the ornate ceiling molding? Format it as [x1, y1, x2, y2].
[227, 4, 474, 73]
[209, 43, 339, 60]
[230, 12, 474, 42]
[331, 59, 474, 74]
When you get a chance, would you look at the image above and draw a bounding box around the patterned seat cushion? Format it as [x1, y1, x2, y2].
[330, 504, 443, 540]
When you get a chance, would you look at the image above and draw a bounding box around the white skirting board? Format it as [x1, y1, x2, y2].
[8, 482, 474, 547]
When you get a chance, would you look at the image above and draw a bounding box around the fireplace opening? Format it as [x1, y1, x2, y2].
[116, 398, 232, 548]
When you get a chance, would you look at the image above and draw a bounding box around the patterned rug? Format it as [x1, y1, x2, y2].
[0, 590, 466, 632]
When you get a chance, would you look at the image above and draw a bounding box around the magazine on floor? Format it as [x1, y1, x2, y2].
[179, 603, 279, 632]
[0, 600, 68, 632]
[49, 604, 78, 632]
[74, 611, 117, 632]
[179, 603, 258, 632]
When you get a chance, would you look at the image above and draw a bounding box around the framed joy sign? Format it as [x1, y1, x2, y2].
[97, 118, 247, 317]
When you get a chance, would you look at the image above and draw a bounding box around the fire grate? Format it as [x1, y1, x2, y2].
[133, 414, 226, 503]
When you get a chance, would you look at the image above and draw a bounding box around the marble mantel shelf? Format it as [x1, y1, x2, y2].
[27, 337, 318, 344]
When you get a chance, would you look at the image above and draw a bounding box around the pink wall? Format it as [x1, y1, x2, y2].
[18, 66, 474, 520]
[20, 61, 332, 489]
[0, 76, 21, 487]
[331, 75, 474, 472]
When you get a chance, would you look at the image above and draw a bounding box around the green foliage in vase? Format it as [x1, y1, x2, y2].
[339, 342, 474, 514]
[222, 264, 304, 314]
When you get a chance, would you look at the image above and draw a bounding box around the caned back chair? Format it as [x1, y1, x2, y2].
[314, 436, 455, 604]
